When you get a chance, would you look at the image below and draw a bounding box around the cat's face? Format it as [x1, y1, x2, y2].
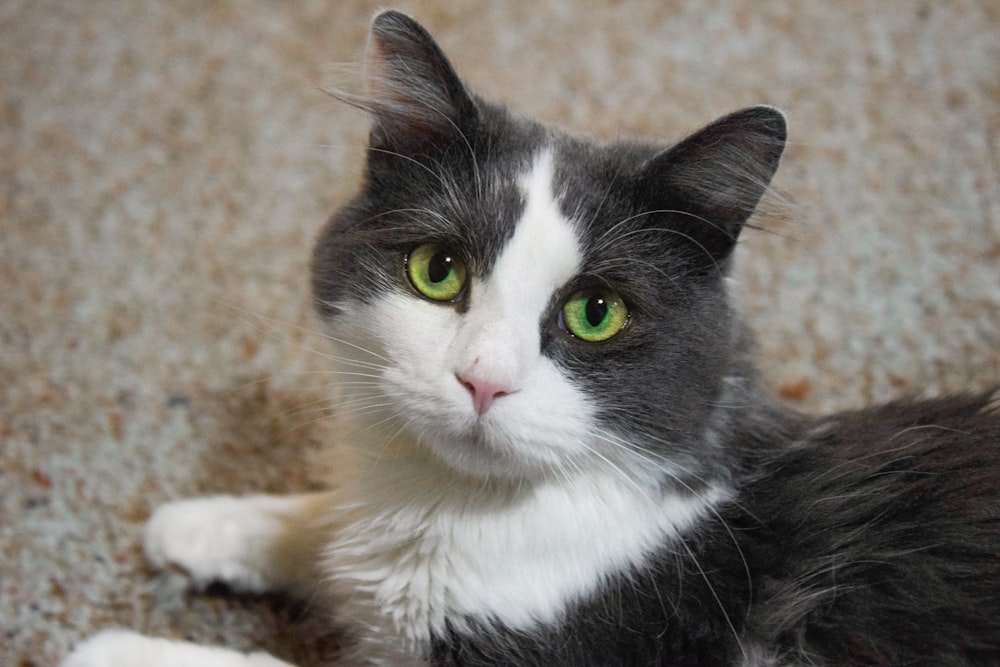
[312, 12, 785, 484]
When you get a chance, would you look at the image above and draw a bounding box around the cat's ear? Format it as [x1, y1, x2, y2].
[362, 11, 478, 155]
[640, 106, 786, 269]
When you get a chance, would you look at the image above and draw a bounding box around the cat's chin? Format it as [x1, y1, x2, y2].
[399, 418, 575, 482]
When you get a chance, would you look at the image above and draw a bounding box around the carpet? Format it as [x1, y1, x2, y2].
[2, 1, 998, 664]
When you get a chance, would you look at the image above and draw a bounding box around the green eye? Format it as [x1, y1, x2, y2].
[406, 243, 468, 301]
[560, 289, 629, 342]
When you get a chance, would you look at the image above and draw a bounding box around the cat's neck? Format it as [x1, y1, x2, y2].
[325, 428, 733, 640]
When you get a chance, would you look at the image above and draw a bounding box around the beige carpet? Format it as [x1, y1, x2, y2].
[2, 1, 998, 665]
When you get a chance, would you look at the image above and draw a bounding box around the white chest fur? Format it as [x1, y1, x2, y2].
[321, 443, 724, 663]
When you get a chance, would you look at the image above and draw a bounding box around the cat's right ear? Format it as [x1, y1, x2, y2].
[361, 11, 478, 156]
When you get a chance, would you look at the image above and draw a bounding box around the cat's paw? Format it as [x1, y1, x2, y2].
[144, 495, 287, 593]
[62, 630, 296, 667]
[61, 630, 140, 667]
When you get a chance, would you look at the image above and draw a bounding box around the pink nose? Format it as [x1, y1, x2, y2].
[456, 372, 512, 416]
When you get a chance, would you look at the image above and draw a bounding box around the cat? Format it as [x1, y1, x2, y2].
[63, 10, 999, 667]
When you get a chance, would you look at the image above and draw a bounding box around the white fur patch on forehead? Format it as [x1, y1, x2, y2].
[483, 149, 581, 316]
[453, 149, 581, 388]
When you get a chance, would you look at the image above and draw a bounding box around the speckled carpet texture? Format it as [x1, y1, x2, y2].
[2, 1, 998, 664]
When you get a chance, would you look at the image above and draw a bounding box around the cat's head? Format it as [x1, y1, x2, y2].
[312, 11, 785, 486]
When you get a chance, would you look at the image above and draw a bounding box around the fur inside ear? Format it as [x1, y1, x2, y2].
[640, 106, 787, 268]
[363, 11, 478, 153]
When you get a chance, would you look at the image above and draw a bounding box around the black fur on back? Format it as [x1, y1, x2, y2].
[740, 393, 1000, 665]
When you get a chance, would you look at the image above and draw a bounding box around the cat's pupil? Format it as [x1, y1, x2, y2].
[428, 252, 454, 283]
[586, 296, 608, 327]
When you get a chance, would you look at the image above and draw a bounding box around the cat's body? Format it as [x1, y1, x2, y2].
[64, 11, 999, 667]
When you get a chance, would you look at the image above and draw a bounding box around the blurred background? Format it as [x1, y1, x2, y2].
[2, 1, 998, 664]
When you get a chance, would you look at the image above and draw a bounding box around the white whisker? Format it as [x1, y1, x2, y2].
[677, 534, 746, 660]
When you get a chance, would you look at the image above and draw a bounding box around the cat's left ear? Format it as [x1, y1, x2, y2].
[640, 106, 786, 269]
[362, 11, 478, 156]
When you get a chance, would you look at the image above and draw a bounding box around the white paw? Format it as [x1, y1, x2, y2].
[144, 496, 286, 593]
[61, 630, 144, 667]
[62, 630, 297, 667]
